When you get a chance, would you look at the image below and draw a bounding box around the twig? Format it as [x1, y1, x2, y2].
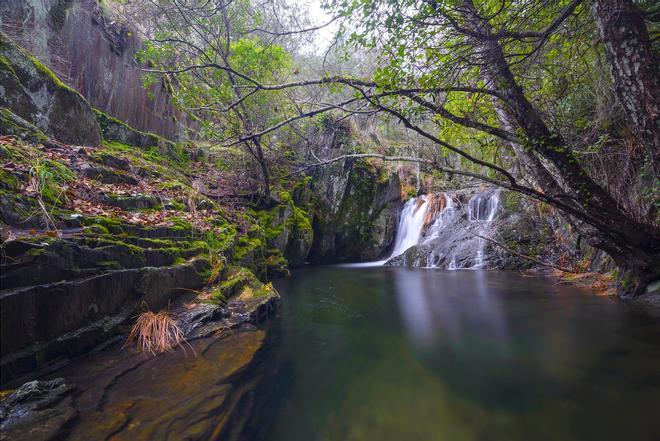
[466, 229, 578, 273]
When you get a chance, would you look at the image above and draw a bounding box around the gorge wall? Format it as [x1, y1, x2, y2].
[0, 0, 186, 139]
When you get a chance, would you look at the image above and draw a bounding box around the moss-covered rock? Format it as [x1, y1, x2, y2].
[308, 158, 401, 262]
[101, 193, 159, 211]
[252, 189, 314, 267]
[0, 33, 102, 146]
[93, 108, 162, 148]
[0, 107, 48, 143]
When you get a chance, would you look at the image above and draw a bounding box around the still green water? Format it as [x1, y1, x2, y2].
[228, 267, 660, 441]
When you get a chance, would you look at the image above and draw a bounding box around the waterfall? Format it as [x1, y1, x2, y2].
[347, 188, 500, 269]
[467, 191, 500, 269]
[422, 195, 455, 244]
[384, 188, 501, 270]
[389, 196, 428, 258]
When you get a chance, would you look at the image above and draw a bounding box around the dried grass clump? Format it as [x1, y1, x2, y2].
[423, 193, 447, 228]
[123, 309, 187, 355]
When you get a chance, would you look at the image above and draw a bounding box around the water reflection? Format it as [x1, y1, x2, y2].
[394, 269, 509, 348]
[230, 268, 660, 441]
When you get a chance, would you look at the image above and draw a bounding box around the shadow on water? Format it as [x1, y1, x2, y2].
[225, 267, 660, 441]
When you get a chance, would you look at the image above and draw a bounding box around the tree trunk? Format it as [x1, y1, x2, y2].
[592, 0, 660, 172]
[610, 248, 660, 298]
[253, 138, 271, 201]
[485, 73, 568, 199]
[458, 0, 660, 296]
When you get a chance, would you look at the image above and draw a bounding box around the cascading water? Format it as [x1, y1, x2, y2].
[384, 188, 501, 269]
[346, 189, 500, 269]
[422, 195, 455, 245]
[468, 191, 500, 268]
[339, 196, 428, 268]
[388, 196, 428, 258]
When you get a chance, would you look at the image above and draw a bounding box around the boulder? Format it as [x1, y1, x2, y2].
[0, 107, 47, 143]
[0, 378, 77, 441]
[93, 109, 161, 148]
[309, 159, 402, 262]
[0, 33, 102, 146]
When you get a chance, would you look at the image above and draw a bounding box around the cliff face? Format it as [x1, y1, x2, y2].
[0, 0, 186, 139]
[0, 33, 102, 145]
[308, 159, 401, 263]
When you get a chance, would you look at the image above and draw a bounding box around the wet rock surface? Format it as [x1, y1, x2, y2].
[174, 287, 279, 340]
[0, 218, 217, 384]
[0, 329, 267, 441]
[0, 378, 77, 441]
[309, 158, 402, 263]
[0, 268, 279, 440]
[386, 188, 556, 270]
[0, 33, 102, 146]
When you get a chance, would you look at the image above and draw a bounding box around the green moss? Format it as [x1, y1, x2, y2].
[376, 166, 392, 184]
[94, 108, 134, 131]
[97, 238, 145, 255]
[293, 176, 312, 190]
[218, 265, 261, 298]
[252, 282, 276, 297]
[26, 247, 47, 257]
[170, 216, 194, 232]
[168, 200, 186, 211]
[87, 223, 110, 235]
[102, 140, 132, 153]
[502, 191, 523, 212]
[0, 108, 48, 143]
[156, 180, 189, 191]
[265, 249, 289, 277]
[278, 190, 293, 203]
[202, 226, 236, 254]
[0, 55, 17, 79]
[0, 168, 20, 191]
[209, 287, 226, 304]
[233, 236, 263, 261]
[27, 158, 76, 205]
[290, 205, 312, 234]
[83, 216, 125, 234]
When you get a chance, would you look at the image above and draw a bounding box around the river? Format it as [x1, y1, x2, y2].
[32, 267, 660, 440]
[229, 267, 660, 441]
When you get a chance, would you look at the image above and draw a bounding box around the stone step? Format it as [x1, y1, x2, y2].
[0, 257, 210, 384]
[1, 237, 209, 290]
[100, 194, 160, 210]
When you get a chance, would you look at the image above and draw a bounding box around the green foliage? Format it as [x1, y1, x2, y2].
[28, 157, 76, 205]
